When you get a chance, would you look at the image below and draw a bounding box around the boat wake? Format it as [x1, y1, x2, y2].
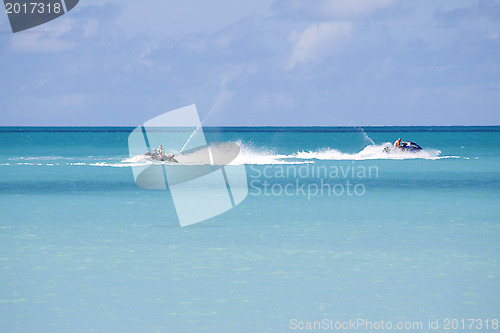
[116, 142, 456, 167]
[0, 142, 460, 168]
[290, 143, 449, 161]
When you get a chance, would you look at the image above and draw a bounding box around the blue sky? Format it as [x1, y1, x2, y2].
[0, 0, 499, 126]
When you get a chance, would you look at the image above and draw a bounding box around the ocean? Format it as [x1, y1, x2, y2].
[1, 126, 499, 332]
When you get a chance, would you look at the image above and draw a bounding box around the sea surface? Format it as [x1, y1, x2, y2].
[1, 126, 499, 333]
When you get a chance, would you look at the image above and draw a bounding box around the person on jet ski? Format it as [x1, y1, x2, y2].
[158, 145, 165, 158]
[394, 138, 402, 148]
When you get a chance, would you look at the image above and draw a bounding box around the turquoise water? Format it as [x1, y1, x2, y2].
[1, 127, 499, 332]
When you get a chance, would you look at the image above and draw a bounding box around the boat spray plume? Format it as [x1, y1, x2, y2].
[359, 127, 375, 145]
[180, 124, 202, 153]
[180, 90, 233, 153]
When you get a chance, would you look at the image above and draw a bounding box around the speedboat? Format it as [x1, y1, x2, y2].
[383, 141, 422, 153]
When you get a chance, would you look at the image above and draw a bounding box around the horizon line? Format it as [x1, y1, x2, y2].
[1, 125, 499, 128]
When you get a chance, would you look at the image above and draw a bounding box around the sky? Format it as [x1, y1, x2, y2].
[0, 0, 499, 126]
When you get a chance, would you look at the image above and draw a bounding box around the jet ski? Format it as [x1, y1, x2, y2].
[383, 141, 422, 153]
[144, 151, 178, 163]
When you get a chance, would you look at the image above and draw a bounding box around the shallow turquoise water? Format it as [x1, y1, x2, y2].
[0, 127, 499, 332]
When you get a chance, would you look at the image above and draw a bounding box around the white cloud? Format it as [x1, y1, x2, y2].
[137, 43, 159, 67]
[123, 43, 165, 71]
[215, 30, 238, 48]
[315, 0, 395, 18]
[487, 31, 499, 40]
[83, 19, 99, 38]
[182, 37, 208, 52]
[220, 65, 244, 88]
[274, 0, 395, 19]
[10, 19, 75, 52]
[285, 21, 352, 70]
[113, 0, 274, 40]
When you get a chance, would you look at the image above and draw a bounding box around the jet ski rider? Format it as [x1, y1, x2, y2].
[158, 145, 166, 158]
[394, 138, 402, 148]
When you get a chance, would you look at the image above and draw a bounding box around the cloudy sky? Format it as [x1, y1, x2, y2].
[0, 0, 499, 126]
